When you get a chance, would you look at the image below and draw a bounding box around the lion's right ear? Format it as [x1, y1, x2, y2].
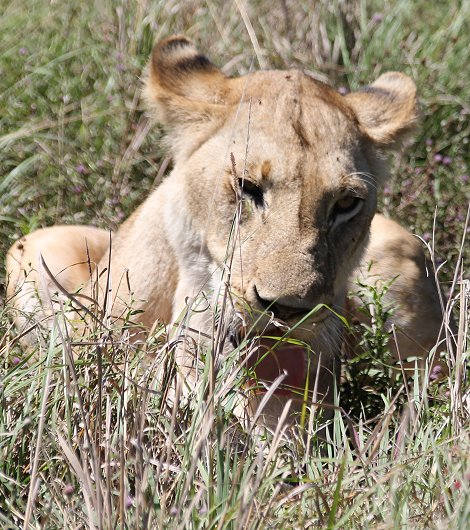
[345, 72, 419, 148]
[143, 36, 228, 137]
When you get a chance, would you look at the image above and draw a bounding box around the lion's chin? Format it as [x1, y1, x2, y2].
[244, 337, 307, 397]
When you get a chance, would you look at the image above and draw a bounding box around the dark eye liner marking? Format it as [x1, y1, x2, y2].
[238, 178, 264, 207]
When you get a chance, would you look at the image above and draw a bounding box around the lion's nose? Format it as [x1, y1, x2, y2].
[253, 285, 313, 321]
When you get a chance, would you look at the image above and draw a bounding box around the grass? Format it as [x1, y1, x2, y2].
[0, 0, 469, 528]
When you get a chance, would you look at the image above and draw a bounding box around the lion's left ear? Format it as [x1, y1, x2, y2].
[346, 72, 418, 147]
[143, 35, 232, 159]
[144, 35, 228, 128]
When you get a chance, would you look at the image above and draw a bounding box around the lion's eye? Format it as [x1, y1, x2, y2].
[336, 195, 359, 212]
[330, 195, 364, 227]
[238, 178, 264, 207]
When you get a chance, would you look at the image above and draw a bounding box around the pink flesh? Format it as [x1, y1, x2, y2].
[246, 338, 307, 395]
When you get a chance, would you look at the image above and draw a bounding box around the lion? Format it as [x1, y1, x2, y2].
[5, 36, 448, 427]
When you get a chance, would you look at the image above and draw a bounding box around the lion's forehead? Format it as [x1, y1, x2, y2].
[221, 117, 367, 197]
[232, 71, 356, 131]
[231, 90, 356, 144]
[220, 73, 366, 187]
[229, 69, 352, 111]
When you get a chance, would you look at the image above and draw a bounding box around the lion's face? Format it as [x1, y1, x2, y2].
[185, 81, 377, 322]
[144, 36, 418, 402]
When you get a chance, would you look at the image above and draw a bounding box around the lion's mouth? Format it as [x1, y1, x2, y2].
[226, 305, 331, 397]
[244, 337, 307, 396]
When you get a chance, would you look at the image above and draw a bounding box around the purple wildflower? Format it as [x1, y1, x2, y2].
[442, 156, 452, 166]
[425, 138, 433, 146]
[460, 174, 469, 183]
[76, 164, 86, 174]
[429, 364, 442, 382]
[401, 178, 412, 189]
[338, 86, 348, 95]
[19, 47, 28, 56]
[63, 484, 74, 496]
[371, 12, 383, 23]
[434, 154, 443, 163]
[125, 495, 133, 509]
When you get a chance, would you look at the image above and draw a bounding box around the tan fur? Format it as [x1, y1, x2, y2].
[347, 215, 449, 375]
[5, 36, 444, 426]
[6, 226, 110, 345]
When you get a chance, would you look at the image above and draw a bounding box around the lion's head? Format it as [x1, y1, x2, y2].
[143, 36, 418, 412]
